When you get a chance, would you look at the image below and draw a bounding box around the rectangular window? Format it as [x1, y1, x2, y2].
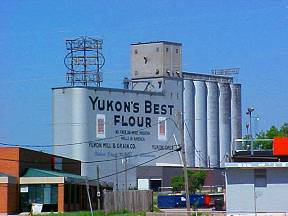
[176, 48, 179, 53]
[28, 184, 57, 205]
[96, 114, 105, 138]
[158, 117, 167, 141]
[53, 157, 63, 171]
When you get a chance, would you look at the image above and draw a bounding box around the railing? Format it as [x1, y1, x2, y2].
[234, 139, 273, 152]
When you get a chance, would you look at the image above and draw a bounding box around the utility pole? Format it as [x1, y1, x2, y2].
[96, 165, 101, 210]
[246, 107, 255, 155]
[85, 177, 94, 216]
[125, 156, 128, 190]
[122, 156, 128, 190]
[177, 111, 190, 213]
[115, 154, 119, 191]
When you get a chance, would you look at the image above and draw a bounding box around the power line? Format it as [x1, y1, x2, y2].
[0, 148, 162, 165]
[183, 121, 206, 164]
[0, 119, 178, 165]
[0, 148, 179, 189]
[89, 149, 178, 181]
[0, 118, 175, 148]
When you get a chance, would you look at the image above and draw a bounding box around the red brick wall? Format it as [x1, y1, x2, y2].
[58, 183, 65, 212]
[0, 147, 81, 178]
[19, 148, 81, 176]
[0, 183, 8, 213]
[0, 147, 20, 177]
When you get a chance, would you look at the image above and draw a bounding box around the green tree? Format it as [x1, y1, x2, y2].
[255, 131, 271, 149]
[253, 122, 288, 150]
[187, 170, 206, 194]
[279, 123, 288, 137]
[171, 175, 184, 192]
[266, 126, 279, 138]
[170, 170, 207, 194]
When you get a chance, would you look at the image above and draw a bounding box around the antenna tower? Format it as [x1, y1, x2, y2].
[64, 36, 105, 87]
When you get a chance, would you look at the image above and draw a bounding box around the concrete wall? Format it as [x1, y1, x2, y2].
[226, 168, 288, 213]
[131, 42, 182, 79]
[53, 79, 183, 188]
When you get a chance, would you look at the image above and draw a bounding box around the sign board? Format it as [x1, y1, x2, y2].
[138, 179, 149, 190]
[20, 186, 28, 193]
[273, 138, 288, 156]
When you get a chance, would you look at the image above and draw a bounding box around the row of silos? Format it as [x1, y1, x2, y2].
[183, 79, 241, 168]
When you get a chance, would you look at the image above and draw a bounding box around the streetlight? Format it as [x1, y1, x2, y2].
[246, 107, 255, 155]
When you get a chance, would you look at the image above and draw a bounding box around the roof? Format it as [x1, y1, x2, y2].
[225, 162, 288, 168]
[23, 168, 86, 180]
[0, 173, 10, 177]
[183, 72, 234, 83]
[52, 85, 163, 96]
[131, 41, 182, 46]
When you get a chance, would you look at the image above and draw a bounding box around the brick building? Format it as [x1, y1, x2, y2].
[0, 147, 108, 214]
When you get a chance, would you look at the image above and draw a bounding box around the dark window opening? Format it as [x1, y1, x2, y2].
[255, 169, 267, 187]
[150, 179, 162, 192]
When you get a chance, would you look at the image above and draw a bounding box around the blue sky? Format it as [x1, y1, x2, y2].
[0, 0, 288, 151]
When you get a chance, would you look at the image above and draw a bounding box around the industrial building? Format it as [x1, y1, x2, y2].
[53, 40, 242, 188]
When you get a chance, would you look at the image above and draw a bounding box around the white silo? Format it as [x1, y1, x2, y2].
[206, 81, 220, 167]
[194, 80, 207, 167]
[218, 83, 231, 167]
[183, 79, 195, 167]
[230, 83, 242, 152]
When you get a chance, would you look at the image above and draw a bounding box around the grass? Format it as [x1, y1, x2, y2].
[152, 192, 161, 213]
[35, 210, 146, 216]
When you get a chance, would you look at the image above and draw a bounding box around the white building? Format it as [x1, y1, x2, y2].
[226, 162, 288, 214]
[53, 41, 242, 188]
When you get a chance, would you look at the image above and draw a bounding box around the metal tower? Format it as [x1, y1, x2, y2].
[64, 36, 105, 87]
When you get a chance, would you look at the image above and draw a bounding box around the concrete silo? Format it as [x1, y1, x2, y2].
[230, 83, 242, 152]
[183, 79, 195, 167]
[194, 80, 207, 167]
[53, 88, 90, 175]
[206, 81, 220, 167]
[218, 83, 231, 167]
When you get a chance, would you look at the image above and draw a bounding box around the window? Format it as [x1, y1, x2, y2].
[134, 49, 138, 54]
[176, 48, 179, 53]
[166, 47, 169, 52]
[255, 169, 267, 187]
[134, 71, 138, 76]
[96, 114, 105, 138]
[156, 47, 159, 52]
[27, 184, 58, 205]
[155, 69, 160, 75]
[158, 117, 167, 141]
